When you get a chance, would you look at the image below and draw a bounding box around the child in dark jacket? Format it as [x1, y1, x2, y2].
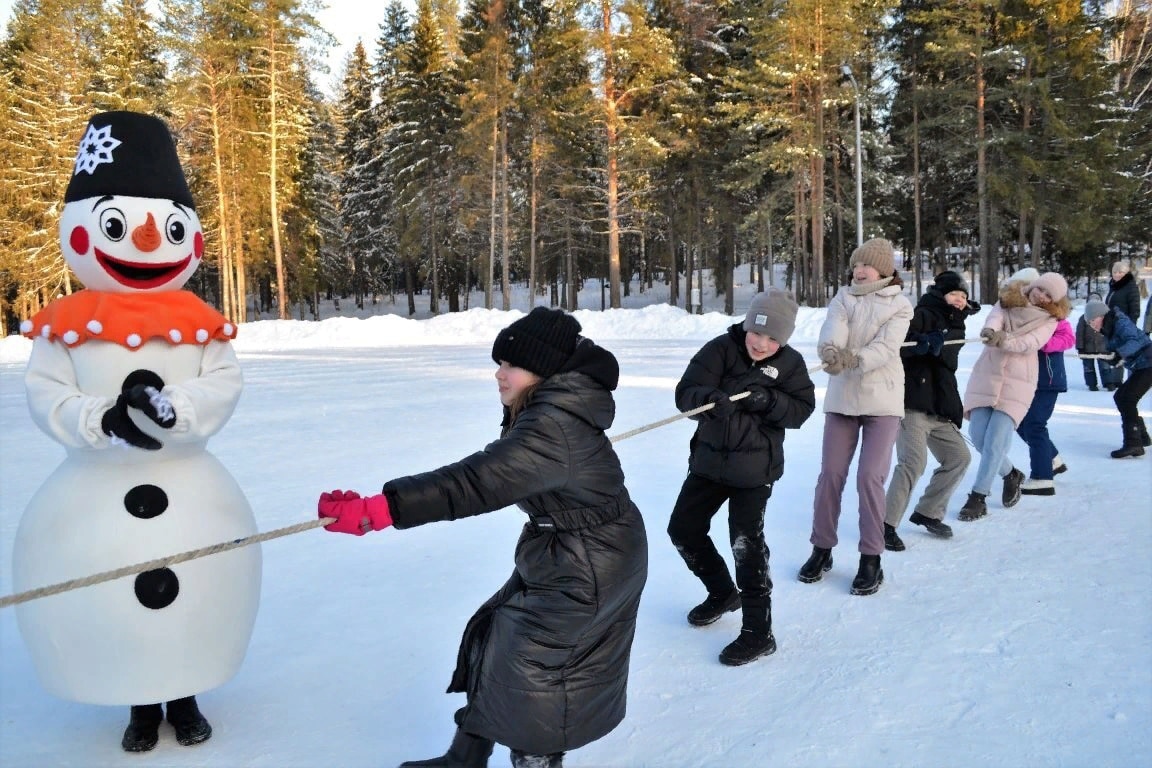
[883, 270, 980, 551]
[318, 307, 648, 768]
[1084, 300, 1152, 458]
[668, 288, 815, 666]
[1076, 292, 1113, 391]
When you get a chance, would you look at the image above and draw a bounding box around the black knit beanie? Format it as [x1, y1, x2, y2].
[933, 270, 969, 297]
[491, 307, 581, 378]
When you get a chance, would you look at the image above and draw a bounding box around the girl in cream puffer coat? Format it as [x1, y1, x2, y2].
[958, 273, 1068, 521]
[799, 238, 913, 597]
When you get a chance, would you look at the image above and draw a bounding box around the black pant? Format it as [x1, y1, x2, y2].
[667, 473, 773, 600]
[1115, 367, 1152, 424]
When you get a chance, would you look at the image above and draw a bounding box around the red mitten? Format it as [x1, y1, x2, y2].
[318, 489, 392, 535]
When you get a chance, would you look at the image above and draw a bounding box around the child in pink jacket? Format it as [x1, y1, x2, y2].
[1012, 316, 1075, 496]
[958, 272, 1069, 521]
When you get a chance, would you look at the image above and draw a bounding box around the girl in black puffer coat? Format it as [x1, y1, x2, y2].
[1106, 262, 1142, 389]
[319, 308, 647, 768]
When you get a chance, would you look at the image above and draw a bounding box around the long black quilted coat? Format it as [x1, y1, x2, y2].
[381, 339, 648, 755]
[900, 288, 980, 427]
[675, 324, 815, 489]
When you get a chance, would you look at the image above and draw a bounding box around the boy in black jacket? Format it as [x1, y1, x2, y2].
[884, 271, 980, 550]
[668, 289, 815, 666]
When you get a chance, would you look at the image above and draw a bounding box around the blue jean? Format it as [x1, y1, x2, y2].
[967, 407, 1015, 497]
[1016, 390, 1059, 480]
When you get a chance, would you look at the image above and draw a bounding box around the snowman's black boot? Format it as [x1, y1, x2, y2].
[166, 696, 212, 747]
[121, 704, 162, 752]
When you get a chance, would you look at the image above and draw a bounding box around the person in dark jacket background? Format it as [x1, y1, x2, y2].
[318, 307, 648, 768]
[1085, 299, 1152, 458]
[668, 288, 814, 666]
[1105, 261, 1141, 389]
[1077, 292, 1113, 391]
[883, 270, 979, 551]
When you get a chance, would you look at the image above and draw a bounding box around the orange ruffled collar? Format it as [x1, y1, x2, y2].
[21, 290, 237, 349]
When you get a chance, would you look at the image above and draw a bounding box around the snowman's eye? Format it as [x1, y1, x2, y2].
[165, 214, 187, 244]
[99, 208, 127, 241]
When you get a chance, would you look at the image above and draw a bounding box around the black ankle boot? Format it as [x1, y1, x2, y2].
[400, 728, 496, 767]
[121, 704, 163, 752]
[958, 491, 988, 521]
[166, 696, 212, 747]
[1111, 422, 1147, 458]
[686, 588, 740, 626]
[883, 523, 905, 552]
[797, 546, 833, 583]
[1001, 467, 1024, 508]
[850, 554, 884, 596]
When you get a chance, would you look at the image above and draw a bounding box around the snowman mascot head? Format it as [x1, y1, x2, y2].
[59, 111, 203, 293]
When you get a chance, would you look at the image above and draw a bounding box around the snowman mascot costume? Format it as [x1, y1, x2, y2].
[15, 111, 261, 753]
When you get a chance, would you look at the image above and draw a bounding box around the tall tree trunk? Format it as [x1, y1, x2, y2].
[501, 109, 510, 310]
[600, 0, 622, 308]
[268, 25, 287, 320]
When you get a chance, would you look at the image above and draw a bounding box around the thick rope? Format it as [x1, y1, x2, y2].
[1, 335, 999, 610]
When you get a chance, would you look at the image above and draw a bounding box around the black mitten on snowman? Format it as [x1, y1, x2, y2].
[101, 370, 176, 450]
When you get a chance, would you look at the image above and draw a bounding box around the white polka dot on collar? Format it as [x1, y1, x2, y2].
[223, 323, 235, 336]
[62, 330, 79, 344]
[126, 333, 142, 348]
[87, 320, 103, 334]
[169, 329, 183, 343]
[41, 325, 52, 338]
[196, 329, 209, 343]
[20, 320, 32, 334]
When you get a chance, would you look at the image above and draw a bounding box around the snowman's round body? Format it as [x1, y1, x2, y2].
[14, 332, 260, 705]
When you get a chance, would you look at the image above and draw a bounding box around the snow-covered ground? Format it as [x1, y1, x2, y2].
[1, 294, 1150, 767]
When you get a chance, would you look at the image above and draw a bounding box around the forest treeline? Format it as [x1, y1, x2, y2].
[1, 0, 1150, 331]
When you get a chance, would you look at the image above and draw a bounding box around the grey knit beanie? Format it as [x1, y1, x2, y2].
[743, 288, 799, 345]
[851, 238, 896, 277]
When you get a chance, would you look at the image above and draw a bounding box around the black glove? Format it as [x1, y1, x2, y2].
[101, 394, 163, 450]
[705, 390, 736, 420]
[924, 330, 945, 355]
[738, 387, 775, 413]
[123, 384, 176, 428]
[1108, 351, 1124, 368]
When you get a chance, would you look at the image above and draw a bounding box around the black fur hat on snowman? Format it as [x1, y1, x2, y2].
[64, 111, 194, 209]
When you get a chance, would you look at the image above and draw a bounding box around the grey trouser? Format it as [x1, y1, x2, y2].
[884, 410, 971, 526]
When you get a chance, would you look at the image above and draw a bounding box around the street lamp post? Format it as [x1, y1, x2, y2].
[841, 64, 863, 248]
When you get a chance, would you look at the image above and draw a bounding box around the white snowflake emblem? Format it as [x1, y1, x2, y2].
[73, 124, 122, 175]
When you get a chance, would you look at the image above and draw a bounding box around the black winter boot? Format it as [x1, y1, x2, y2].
[166, 696, 212, 747]
[510, 751, 564, 768]
[909, 512, 953, 538]
[121, 704, 163, 753]
[400, 728, 496, 767]
[686, 588, 740, 627]
[1111, 422, 1146, 459]
[1138, 419, 1151, 448]
[1001, 467, 1025, 508]
[797, 546, 833, 583]
[883, 523, 905, 552]
[719, 596, 776, 666]
[850, 554, 884, 596]
[958, 492, 988, 522]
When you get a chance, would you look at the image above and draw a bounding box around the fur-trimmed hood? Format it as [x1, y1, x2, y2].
[998, 282, 1071, 320]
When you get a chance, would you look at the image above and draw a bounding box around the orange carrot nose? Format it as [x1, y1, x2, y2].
[131, 212, 162, 252]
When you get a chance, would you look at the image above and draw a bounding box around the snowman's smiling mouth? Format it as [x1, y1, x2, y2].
[95, 248, 191, 289]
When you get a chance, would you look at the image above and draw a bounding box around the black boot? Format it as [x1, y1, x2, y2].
[400, 728, 496, 767]
[166, 696, 212, 747]
[883, 523, 905, 552]
[1138, 419, 1151, 448]
[958, 491, 987, 521]
[1001, 467, 1024, 508]
[719, 596, 776, 666]
[510, 750, 564, 767]
[1111, 422, 1147, 459]
[850, 554, 884, 596]
[909, 512, 953, 538]
[121, 704, 162, 753]
[797, 546, 833, 583]
[686, 588, 740, 626]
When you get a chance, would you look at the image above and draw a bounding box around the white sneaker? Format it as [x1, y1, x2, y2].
[1021, 478, 1055, 495]
[1052, 455, 1067, 475]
